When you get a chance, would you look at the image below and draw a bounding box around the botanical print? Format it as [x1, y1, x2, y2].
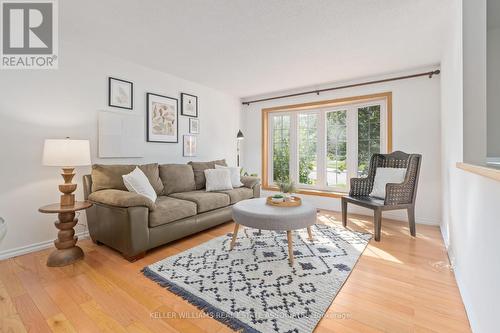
[147, 93, 178, 143]
[189, 118, 199, 134]
[109, 77, 133, 109]
[152, 102, 176, 135]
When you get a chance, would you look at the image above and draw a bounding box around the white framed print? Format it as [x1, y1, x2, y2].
[189, 118, 200, 134]
[183, 135, 197, 157]
[146, 93, 178, 143]
[108, 77, 133, 110]
[181, 93, 198, 117]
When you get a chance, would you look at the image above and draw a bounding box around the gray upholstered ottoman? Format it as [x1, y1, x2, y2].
[230, 197, 317, 265]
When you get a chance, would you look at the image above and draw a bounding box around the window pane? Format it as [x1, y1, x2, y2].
[272, 114, 290, 182]
[298, 113, 318, 185]
[358, 105, 381, 177]
[326, 110, 347, 188]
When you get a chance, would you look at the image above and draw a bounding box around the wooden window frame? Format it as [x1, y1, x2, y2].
[262, 92, 393, 198]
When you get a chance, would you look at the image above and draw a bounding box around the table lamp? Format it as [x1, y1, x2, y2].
[236, 130, 244, 167]
[42, 138, 91, 207]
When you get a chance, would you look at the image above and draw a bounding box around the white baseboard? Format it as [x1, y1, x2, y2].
[0, 231, 90, 261]
[382, 211, 439, 226]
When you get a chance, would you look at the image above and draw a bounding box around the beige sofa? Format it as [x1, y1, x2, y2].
[83, 160, 260, 261]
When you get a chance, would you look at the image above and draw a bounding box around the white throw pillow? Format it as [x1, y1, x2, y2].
[122, 167, 157, 202]
[215, 165, 244, 188]
[369, 167, 407, 199]
[205, 168, 233, 191]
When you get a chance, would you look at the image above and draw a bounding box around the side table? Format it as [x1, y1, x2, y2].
[38, 201, 92, 267]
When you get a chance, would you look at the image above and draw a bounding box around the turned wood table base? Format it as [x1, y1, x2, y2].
[230, 224, 314, 265]
[47, 212, 84, 267]
[39, 201, 92, 267]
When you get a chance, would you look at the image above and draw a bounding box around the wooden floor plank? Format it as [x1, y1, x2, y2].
[12, 293, 52, 333]
[46, 313, 77, 333]
[0, 211, 471, 332]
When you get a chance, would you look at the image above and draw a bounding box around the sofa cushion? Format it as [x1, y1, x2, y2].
[217, 187, 254, 204]
[88, 189, 156, 210]
[188, 159, 227, 190]
[139, 163, 164, 195]
[149, 196, 197, 227]
[169, 190, 230, 213]
[240, 176, 260, 189]
[159, 164, 196, 195]
[91, 163, 163, 194]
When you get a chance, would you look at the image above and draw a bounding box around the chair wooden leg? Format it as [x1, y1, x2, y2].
[307, 226, 314, 241]
[287, 230, 294, 265]
[407, 206, 416, 237]
[230, 224, 240, 250]
[374, 209, 382, 241]
[342, 198, 348, 227]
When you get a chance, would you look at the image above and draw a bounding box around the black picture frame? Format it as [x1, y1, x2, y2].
[181, 93, 198, 117]
[108, 77, 133, 110]
[146, 92, 179, 143]
[189, 118, 200, 134]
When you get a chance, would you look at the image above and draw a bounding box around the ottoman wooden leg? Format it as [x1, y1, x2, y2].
[287, 230, 294, 265]
[307, 226, 314, 241]
[230, 224, 240, 250]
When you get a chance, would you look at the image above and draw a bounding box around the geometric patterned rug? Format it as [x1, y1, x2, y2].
[143, 224, 371, 333]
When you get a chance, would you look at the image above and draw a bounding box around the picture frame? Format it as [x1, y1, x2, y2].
[146, 93, 179, 143]
[189, 118, 200, 134]
[181, 93, 198, 117]
[108, 77, 133, 110]
[183, 135, 197, 157]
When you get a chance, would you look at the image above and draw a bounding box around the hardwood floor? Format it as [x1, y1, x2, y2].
[0, 211, 471, 333]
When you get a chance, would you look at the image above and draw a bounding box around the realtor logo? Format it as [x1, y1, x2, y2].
[1, 0, 58, 69]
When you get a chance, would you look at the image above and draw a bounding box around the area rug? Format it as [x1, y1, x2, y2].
[143, 224, 371, 333]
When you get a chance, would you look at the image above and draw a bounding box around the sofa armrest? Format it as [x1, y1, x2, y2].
[88, 189, 156, 211]
[241, 176, 260, 189]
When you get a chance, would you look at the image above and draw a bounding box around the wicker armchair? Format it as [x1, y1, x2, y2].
[341, 151, 422, 241]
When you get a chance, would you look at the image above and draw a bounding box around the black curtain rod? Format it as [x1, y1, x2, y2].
[242, 69, 441, 106]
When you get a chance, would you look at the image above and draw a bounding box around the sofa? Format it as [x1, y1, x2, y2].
[83, 160, 260, 261]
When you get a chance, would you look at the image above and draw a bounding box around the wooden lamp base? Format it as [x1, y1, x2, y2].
[59, 167, 77, 207]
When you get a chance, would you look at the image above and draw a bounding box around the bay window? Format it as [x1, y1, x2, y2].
[263, 93, 392, 195]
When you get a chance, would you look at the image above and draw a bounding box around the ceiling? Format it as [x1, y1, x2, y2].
[61, 0, 452, 98]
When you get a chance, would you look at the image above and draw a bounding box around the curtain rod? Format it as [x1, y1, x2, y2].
[241, 69, 440, 106]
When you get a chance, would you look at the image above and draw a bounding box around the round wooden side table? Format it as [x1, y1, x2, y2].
[38, 201, 92, 267]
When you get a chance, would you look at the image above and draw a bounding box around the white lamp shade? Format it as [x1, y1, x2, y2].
[42, 139, 91, 167]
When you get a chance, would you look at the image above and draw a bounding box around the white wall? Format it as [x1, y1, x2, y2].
[441, 1, 500, 332]
[462, 0, 487, 165]
[487, 27, 500, 157]
[240, 68, 442, 225]
[0, 42, 240, 258]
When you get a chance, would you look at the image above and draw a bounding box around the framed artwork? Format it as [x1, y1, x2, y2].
[108, 77, 133, 110]
[183, 135, 197, 157]
[189, 118, 200, 134]
[146, 93, 179, 143]
[181, 93, 198, 117]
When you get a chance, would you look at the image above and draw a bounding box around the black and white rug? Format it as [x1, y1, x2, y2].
[143, 224, 371, 333]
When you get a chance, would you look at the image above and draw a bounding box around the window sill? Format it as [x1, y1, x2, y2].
[456, 162, 500, 181]
[262, 186, 347, 198]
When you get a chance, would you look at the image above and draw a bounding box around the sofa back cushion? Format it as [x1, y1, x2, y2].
[159, 164, 196, 195]
[91, 163, 164, 194]
[188, 159, 227, 190]
[138, 163, 164, 194]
